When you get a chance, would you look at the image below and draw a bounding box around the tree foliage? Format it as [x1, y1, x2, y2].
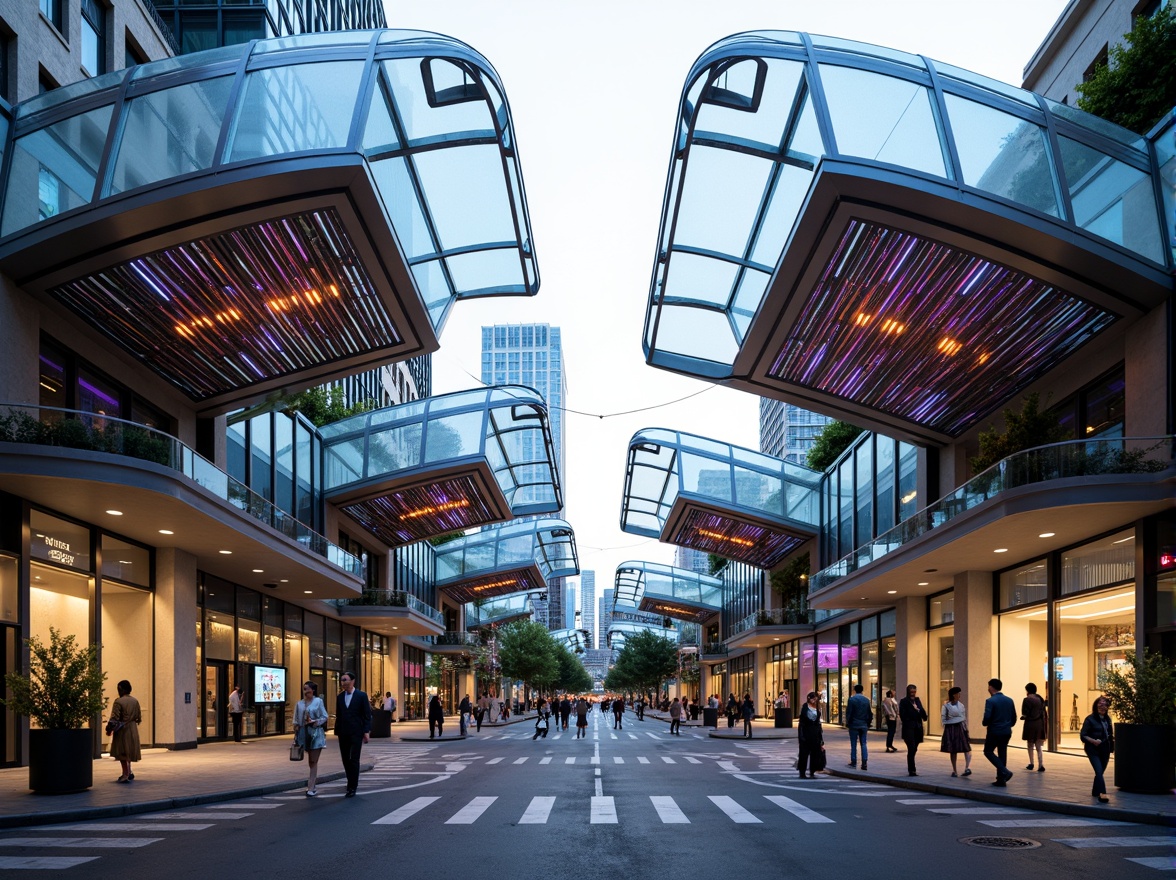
[770, 552, 811, 621]
[496, 620, 560, 692]
[1, 628, 108, 729]
[604, 630, 678, 695]
[555, 648, 594, 693]
[969, 392, 1068, 474]
[806, 421, 865, 471]
[278, 386, 377, 427]
[1098, 648, 1176, 726]
[1076, 4, 1176, 134]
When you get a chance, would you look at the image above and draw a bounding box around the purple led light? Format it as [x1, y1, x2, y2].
[48, 209, 402, 401]
[670, 508, 806, 569]
[768, 220, 1116, 436]
[342, 476, 498, 547]
[441, 568, 543, 604]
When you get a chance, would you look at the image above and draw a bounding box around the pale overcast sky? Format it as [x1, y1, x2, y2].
[384, 0, 1070, 632]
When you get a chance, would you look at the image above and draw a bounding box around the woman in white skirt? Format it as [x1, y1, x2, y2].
[940, 686, 972, 777]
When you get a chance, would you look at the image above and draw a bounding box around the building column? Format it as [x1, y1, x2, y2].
[894, 597, 927, 695]
[954, 570, 996, 735]
[154, 548, 198, 750]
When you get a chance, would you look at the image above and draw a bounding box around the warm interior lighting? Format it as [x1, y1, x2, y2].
[1061, 604, 1135, 621]
[219, 550, 232, 555]
[1112, 536, 1133, 544]
[900, 491, 917, 504]
[917, 581, 929, 586]
[696, 528, 754, 548]
[994, 548, 1008, 553]
[937, 337, 962, 356]
[252, 569, 264, 573]
[304, 590, 313, 594]
[470, 579, 519, 593]
[887, 590, 897, 594]
[105, 510, 123, 515]
[1038, 532, 1055, 538]
[400, 499, 472, 521]
[159, 529, 174, 535]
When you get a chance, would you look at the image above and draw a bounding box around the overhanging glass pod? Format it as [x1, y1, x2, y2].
[550, 628, 590, 652]
[466, 592, 535, 629]
[644, 31, 1172, 445]
[620, 428, 819, 568]
[432, 517, 578, 604]
[607, 615, 677, 649]
[614, 560, 722, 623]
[321, 386, 561, 546]
[0, 30, 537, 415]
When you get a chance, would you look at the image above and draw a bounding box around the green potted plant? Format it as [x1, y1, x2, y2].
[1099, 648, 1176, 794]
[1, 627, 108, 794]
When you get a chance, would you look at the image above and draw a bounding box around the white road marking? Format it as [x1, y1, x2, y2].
[519, 796, 556, 824]
[637, 757, 650, 764]
[645, 733, 661, 740]
[614, 757, 624, 764]
[565, 757, 576, 765]
[1125, 857, 1176, 870]
[540, 757, 552, 765]
[28, 824, 211, 832]
[590, 796, 617, 824]
[513, 758, 528, 765]
[709, 796, 760, 823]
[219, 802, 284, 808]
[0, 857, 99, 869]
[764, 795, 835, 824]
[140, 812, 252, 820]
[684, 757, 702, 764]
[0, 838, 160, 848]
[486, 757, 504, 765]
[928, 807, 1031, 815]
[1051, 836, 1173, 848]
[662, 757, 677, 764]
[980, 818, 1134, 828]
[650, 796, 690, 824]
[372, 797, 439, 825]
[628, 734, 638, 740]
[446, 796, 497, 824]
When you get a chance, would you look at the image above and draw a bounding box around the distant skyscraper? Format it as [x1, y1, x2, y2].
[482, 323, 568, 631]
[580, 570, 596, 647]
[565, 584, 576, 630]
[759, 398, 831, 466]
[673, 547, 710, 575]
[599, 588, 614, 648]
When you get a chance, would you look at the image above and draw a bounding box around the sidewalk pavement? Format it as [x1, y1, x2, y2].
[1, 720, 1170, 829]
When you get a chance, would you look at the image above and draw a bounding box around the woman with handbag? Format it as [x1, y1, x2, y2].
[1021, 682, 1048, 772]
[796, 691, 824, 778]
[107, 679, 141, 783]
[293, 681, 328, 797]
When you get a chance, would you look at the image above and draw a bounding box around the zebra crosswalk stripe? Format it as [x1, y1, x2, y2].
[1051, 836, 1172, 849]
[0, 838, 161, 848]
[650, 796, 689, 824]
[708, 795, 760, 824]
[590, 796, 617, 824]
[0, 857, 99, 869]
[446, 797, 497, 825]
[763, 795, 835, 824]
[372, 796, 439, 825]
[519, 797, 556, 824]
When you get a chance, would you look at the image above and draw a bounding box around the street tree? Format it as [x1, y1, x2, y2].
[604, 630, 678, 696]
[496, 620, 559, 697]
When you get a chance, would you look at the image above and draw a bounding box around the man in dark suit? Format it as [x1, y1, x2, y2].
[334, 671, 371, 797]
[898, 683, 928, 777]
[982, 677, 1018, 786]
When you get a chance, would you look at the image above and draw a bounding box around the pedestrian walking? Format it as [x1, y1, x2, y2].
[1080, 696, 1114, 804]
[294, 681, 328, 796]
[228, 684, 244, 742]
[898, 684, 928, 776]
[796, 692, 824, 778]
[575, 696, 589, 738]
[476, 693, 489, 731]
[612, 694, 625, 729]
[882, 690, 899, 752]
[428, 694, 444, 739]
[982, 678, 1017, 786]
[726, 693, 738, 728]
[1021, 682, 1048, 772]
[845, 683, 872, 769]
[334, 671, 371, 797]
[741, 693, 755, 738]
[560, 695, 572, 731]
[459, 694, 471, 736]
[533, 698, 550, 740]
[669, 697, 682, 735]
[106, 679, 141, 783]
[940, 686, 972, 777]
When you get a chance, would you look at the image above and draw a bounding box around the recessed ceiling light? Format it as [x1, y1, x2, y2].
[887, 590, 898, 594]
[773, 637, 780, 641]
[252, 569, 264, 573]
[159, 529, 174, 535]
[105, 509, 123, 516]
[917, 582, 929, 586]
[1038, 532, 1055, 538]
[118, 560, 132, 565]
[994, 548, 1008, 553]
[392, 626, 398, 630]
[280, 579, 289, 583]
[860, 596, 868, 600]
[304, 590, 313, 594]
[924, 568, 937, 573]
[219, 550, 232, 555]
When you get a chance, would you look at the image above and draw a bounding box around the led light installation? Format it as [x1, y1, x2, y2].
[614, 560, 723, 622]
[444, 569, 543, 604]
[768, 221, 1116, 436]
[671, 509, 806, 569]
[341, 477, 497, 546]
[50, 209, 400, 401]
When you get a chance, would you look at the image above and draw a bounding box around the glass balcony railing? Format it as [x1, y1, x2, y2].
[811, 436, 1174, 593]
[0, 403, 361, 577]
[732, 608, 816, 635]
[419, 631, 482, 648]
[336, 589, 444, 624]
[700, 642, 728, 656]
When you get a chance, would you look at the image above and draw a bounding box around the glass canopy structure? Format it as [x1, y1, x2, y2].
[0, 30, 537, 414]
[466, 592, 535, 629]
[614, 560, 722, 623]
[643, 31, 1172, 445]
[321, 386, 561, 547]
[620, 428, 820, 568]
[606, 614, 678, 650]
[432, 517, 579, 604]
[549, 628, 591, 652]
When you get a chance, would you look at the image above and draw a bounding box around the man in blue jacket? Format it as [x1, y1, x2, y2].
[981, 678, 1017, 786]
[845, 683, 872, 770]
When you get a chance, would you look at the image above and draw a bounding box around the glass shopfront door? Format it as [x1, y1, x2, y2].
[203, 660, 228, 739]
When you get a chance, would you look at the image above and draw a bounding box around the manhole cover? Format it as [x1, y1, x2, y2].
[961, 836, 1041, 850]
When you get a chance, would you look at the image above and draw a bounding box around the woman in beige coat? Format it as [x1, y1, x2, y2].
[108, 679, 142, 783]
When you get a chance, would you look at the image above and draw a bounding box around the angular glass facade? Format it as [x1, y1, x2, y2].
[432, 518, 578, 604]
[613, 560, 723, 623]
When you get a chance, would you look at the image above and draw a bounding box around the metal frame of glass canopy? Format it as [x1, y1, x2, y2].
[432, 517, 579, 604]
[614, 560, 722, 623]
[619, 427, 820, 569]
[321, 385, 562, 547]
[643, 31, 1172, 445]
[0, 29, 537, 413]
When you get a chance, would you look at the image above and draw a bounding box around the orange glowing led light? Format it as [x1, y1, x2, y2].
[937, 337, 962, 356]
[175, 308, 242, 336]
[697, 528, 755, 548]
[399, 499, 472, 521]
[977, 352, 990, 365]
[854, 312, 871, 326]
[470, 579, 519, 593]
[879, 318, 905, 335]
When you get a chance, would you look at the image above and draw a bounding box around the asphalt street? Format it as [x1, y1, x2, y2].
[0, 711, 1170, 877]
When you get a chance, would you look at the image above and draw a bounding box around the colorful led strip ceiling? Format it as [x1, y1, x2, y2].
[670, 508, 806, 569]
[48, 209, 401, 401]
[768, 220, 1117, 436]
[443, 568, 544, 604]
[341, 476, 499, 546]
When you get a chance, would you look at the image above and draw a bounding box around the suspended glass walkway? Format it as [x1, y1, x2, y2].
[614, 560, 722, 623]
[432, 517, 578, 604]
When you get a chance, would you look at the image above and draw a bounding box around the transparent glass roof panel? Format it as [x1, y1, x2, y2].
[1058, 136, 1163, 263]
[110, 76, 235, 195]
[371, 147, 438, 251]
[446, 248, 525, 293]
[382, 58, 496, 144]
[933, 61, 1038, 106]
[943, 94, 1059, 217]
[680, 451, 730, 500]
[1045, 98, 1147, 150]
[423, 410, 483, 463]
[414, 144, 516, 253]
[663, 253, 743, 307]
[131, 44, 247, 80]
[652, 304, 739, 364]
[748, 165, 812, 268]
[820, 64, 945, 177]
[368, 422, 423, 474]
[811, 35, 926, 69]
[789, 92, 825, 160]
[361, 84, 400, 153]
[730, 271, 769, 341]
[672, 145, 774, 256]
[16, 70, 124, 119]
[227, 61, 364, 162]
[2, 105, 112, 236]
[693, 58, 804, 148]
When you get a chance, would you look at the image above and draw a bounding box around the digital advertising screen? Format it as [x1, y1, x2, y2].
[254, 666, 286, 704]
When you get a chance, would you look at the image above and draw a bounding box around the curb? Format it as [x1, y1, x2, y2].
[0, 765, 372, 830]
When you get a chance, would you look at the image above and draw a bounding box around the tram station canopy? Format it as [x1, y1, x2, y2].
[0, 30, 537, 413]
[321, 386, 561, 546]
[643, 31, 1172, 445]
[614, 560, 722, 623]
[432, 517, 579, 604]
[620, 428, 819, 569]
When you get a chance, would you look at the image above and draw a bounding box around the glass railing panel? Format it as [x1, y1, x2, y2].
[423, 409, 483, 462]
[110, 76, 235, 195]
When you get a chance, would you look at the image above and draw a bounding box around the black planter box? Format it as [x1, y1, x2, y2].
[1113, 723, 1176, 794]
[29, 728, 94, 794]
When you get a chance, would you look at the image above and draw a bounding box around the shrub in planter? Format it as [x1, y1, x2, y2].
[1100, 649, 1176, 794]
